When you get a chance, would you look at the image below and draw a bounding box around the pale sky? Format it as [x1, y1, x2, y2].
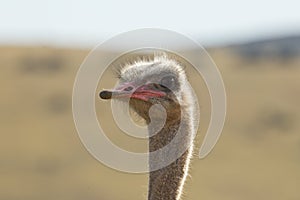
[1, 0, 300, 47]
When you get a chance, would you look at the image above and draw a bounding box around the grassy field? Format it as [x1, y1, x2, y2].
[0, 45, 299, 200]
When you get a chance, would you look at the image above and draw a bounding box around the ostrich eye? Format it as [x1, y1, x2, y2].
[160, 75, 176, 90]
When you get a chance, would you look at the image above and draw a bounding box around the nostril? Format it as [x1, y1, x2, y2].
[153, 84, 162, 90]
[124, 86, 133, 91]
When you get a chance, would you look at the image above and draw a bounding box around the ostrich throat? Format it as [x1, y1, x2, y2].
[146, 103, 193, 200]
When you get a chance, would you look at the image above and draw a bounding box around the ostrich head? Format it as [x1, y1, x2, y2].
[100, 54, 193, 124]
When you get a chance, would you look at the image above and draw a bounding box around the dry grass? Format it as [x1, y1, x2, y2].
[0, 46, 299, 200]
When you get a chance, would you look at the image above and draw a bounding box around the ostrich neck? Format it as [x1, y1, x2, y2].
[148, 111, 193, 200]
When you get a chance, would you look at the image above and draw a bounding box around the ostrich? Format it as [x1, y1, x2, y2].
[99, 53, 197, 200]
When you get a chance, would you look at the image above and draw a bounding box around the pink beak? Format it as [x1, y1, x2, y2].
[99, 83, 166, 101]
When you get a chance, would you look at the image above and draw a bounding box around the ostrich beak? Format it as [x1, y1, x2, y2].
[99, 83, 166, 101]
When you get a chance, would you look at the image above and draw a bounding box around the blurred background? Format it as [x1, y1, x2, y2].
[1, 0, 300, 200]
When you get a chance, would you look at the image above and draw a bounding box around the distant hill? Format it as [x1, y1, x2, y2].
[229, 35, 300, 61]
